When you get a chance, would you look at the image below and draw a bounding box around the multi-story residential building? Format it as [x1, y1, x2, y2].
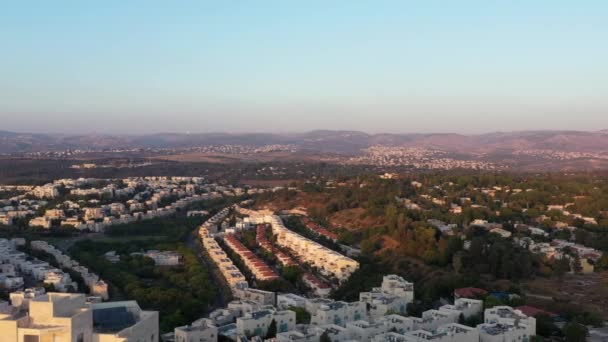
[0, 292, 158, 342]
[478, 323, 532, 342]
[175, 275, 536, 342]
[262, 215, 358, 282]
[308, 324, 350, 342]
[277, 293, 309, 310]
[360, 275, 414, 320]
[233, 288, 276, 306]
[310, 301, 367, 327]
[91, 300, 159, 342]
[346, 320, 388, 341]
[275, 329, 318, 342]
[483, 306, 536, 338]
[227, 300, 263, 318]
[30, 241, 108, 300]
[84, 207, 105, 221]
[438, 298, 483, 320]
[199, 226, 248, 290]
[412, 309, 460, 332]
[174, 318, 218, 342]
[0, 293, 92, 342]
[44, 209, 65, 219]
[377, 314, 415, 335]
[236, 308, 295, 337]
[372, 332, 413, 342]
[0, 215, 12, 226]
[136, 250, 181, 266]
[407, 323, 479, 342]
[302, 273, 331, 298]
[28, 216, 52, 229]
[30, 184, 59, 199]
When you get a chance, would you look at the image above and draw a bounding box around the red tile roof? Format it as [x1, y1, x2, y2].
[454, 287, 488, 298]
[515, 305, 557, 318]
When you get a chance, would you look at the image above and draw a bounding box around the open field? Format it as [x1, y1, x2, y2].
[239, 178, 297, 187]
[523, 272, 608, 319]
[154, 151, 319, 163]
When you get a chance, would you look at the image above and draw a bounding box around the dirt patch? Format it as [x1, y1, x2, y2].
[253, 192, 326, 213]
[240, 179, 297, 187]
[328, 208, 384, 230]
[154, 151, 319, 163]
[523, 272, 608, 319]
[154, 153, 248, 163]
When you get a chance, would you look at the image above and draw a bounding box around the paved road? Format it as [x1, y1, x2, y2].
[524, 292, 554, 301]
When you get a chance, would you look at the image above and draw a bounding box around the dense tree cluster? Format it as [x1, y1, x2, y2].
[69, 239, 216, 333]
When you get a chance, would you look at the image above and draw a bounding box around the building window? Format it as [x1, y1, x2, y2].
[24, 336, 40, 342]
[76, 333, 84, 342]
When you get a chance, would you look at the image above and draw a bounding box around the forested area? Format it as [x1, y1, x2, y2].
[254, 173, 608, 318]
[62, 211, 230, 332]
[70, 238, 216, 332]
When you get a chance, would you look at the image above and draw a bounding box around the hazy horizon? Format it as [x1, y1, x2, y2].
[3, 127, 608, 137]
[2, 1, 607, 134]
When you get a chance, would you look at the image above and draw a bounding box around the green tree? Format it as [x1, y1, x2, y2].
[536, 314, 558, 337]
[282, 266, 302, 284]
[562, 322, 588, 342]
[289, 306, 311, 324]
[452, 251, 465, 274]
[265, 319, 277, 339]
[483, 296, 503, 309]
[320, 331, 332, 342]
[554, 258, 571, 277]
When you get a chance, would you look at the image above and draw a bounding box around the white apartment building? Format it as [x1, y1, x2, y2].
[139, 250, 181, 266]
[378, 314, 415, 335]
[277, 293, 309, 310]
[84, 208, 105, 221]
[262, 215, 359, 282]
[199, 226, 248, 290]
[311, 324, 352, 342]
[360, 275, 414, 320]
[438, 298, 483, 320]
[233, 288, 276, 306]
[310, 301, 367, 327]
[91, 300, 159, 342]
[174, 318, 218, 342]
[412, 309, 460, 332]
[236, 308, 296, 337]
[0, 293, 92, 342]
[28, 217, 52, 229]
[478, 323, 532, 342]
[0, 214, 12, 226]
[177, 274, 536, 342]
[30, 241, 108, 300]
[346, 320, 388, 341]
[407, 323, 479, 342]
[372, 332, 414, 342]
[276, 329, 318, 342]
[44, 209, 65, 219]
[30, 185, 59, 199]
[482, 306, 536, 338]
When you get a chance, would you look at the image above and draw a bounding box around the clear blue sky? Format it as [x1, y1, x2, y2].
[1, 1, 607, 134]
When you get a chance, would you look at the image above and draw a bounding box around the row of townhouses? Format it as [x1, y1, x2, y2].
[199, 225, 248, 291]
[30, 240, 109, 300]
[0, 239, 76, 293]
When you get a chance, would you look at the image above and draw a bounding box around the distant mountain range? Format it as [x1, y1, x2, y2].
[2, 129, 608, 155]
